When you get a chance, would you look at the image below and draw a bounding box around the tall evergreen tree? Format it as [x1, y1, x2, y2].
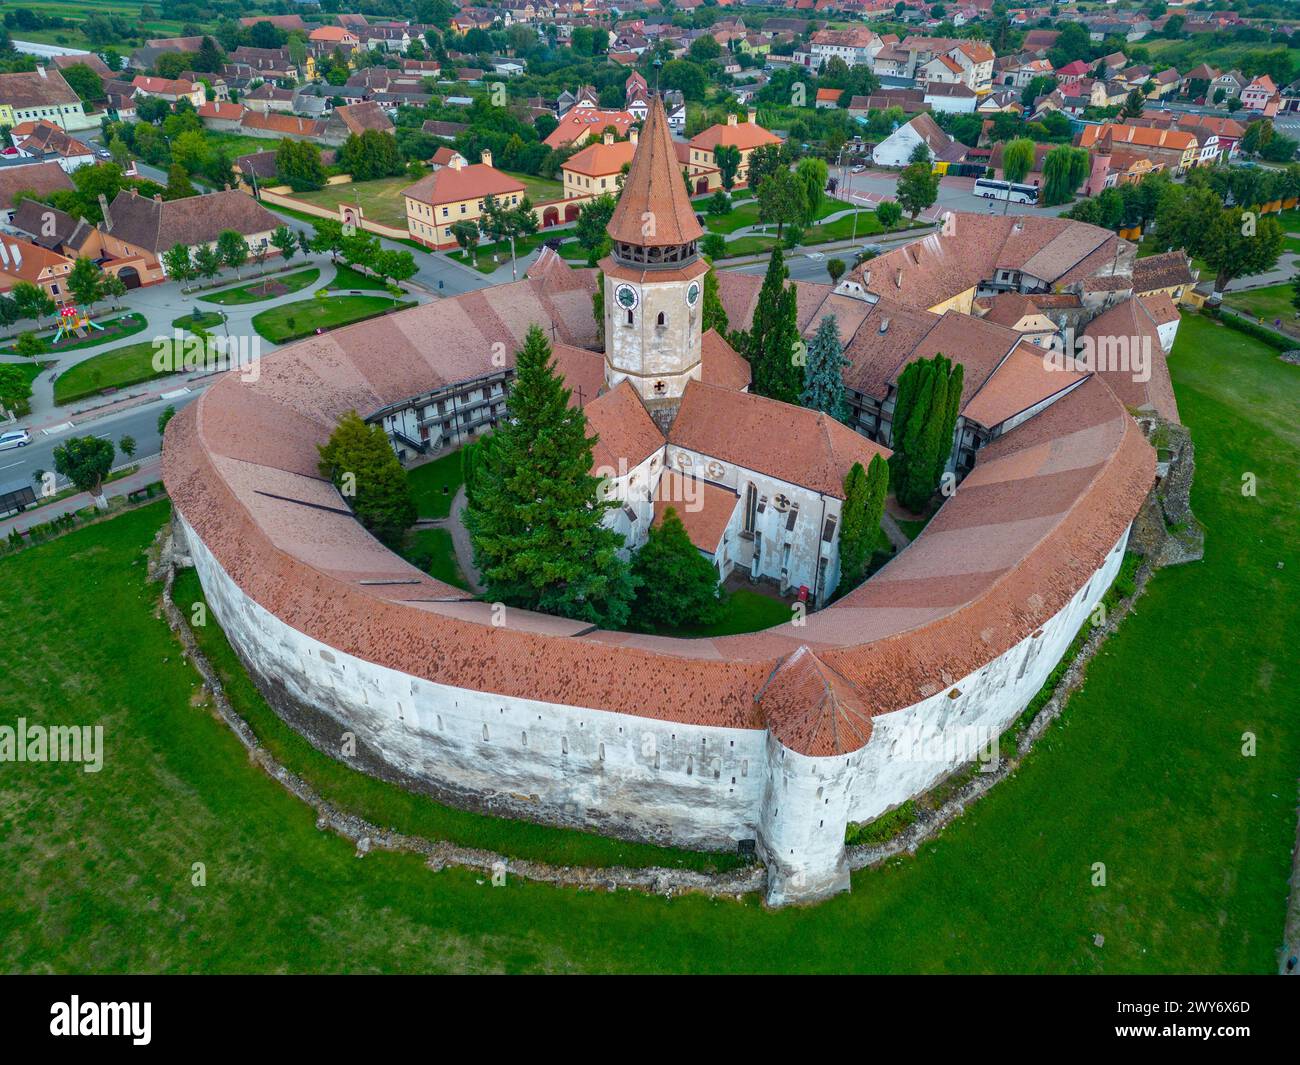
[701, 266, 728, 335]
[745, 246, 801, 402]
[800, 313, 849, 422]
[317, 411, 416, 548]
[835, 455, 889, 597]
[629, 507, 722, 630]
[889, 354, 963, 512]
[463, 325, 636, 627]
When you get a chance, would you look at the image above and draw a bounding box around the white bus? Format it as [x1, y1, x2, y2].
[973, 178, 1039, 205]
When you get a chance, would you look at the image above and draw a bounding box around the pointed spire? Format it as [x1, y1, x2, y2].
[607, 95, 703, 250]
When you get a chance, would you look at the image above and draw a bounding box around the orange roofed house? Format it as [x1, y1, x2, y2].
[403, 149, 526, 249]
[687, 110, 781, 190]
[0, 234, 75, 303]
[555, 129, 639, 223]
[1077, 122, 1201, 175]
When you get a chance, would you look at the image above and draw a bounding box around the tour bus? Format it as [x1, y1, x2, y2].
[972, 177, 1040, 205]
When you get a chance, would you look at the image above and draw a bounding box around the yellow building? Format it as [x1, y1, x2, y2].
[687, 111, 781, 190]
[402, 149, 526, 249]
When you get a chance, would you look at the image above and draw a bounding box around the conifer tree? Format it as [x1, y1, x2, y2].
[800, 312, 848, 422]
[630, 507, 722, 629]
[835, 455, 889, 597]
[745, 246, 801, 402]
[889, 354, 963, 512]
[701, 266, 728, 336]
[317, 411, 416, 548]
[463, 325, 636, 627]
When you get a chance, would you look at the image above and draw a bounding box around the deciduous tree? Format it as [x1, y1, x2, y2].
[53, 435, 115, 510]
[317, 410, 416, 548]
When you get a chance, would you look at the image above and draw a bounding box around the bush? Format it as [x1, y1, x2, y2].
[845, 800, 917, 846]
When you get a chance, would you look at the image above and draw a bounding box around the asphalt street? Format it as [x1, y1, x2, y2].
[0, 388, 200, 495]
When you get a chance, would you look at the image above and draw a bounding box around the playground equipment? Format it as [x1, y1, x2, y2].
[52, 305, 104, 345]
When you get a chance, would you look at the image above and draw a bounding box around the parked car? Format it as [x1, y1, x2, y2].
[0, 429, 31, 450]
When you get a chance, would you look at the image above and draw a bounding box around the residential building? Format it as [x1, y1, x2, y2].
[0, 68, 96, 132]
[687, 111, 781, 189]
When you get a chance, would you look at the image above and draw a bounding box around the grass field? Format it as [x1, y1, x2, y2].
[291, 177, 414, 229]
[407, 451, 464, 519]
[52, 336, 178, 405]
[401, 527, 468, 589]
[250, 295, 407, 343]
[200, 269, 321, 306]
[1223, 283, 1300, 335]
[643, 588, 795, 638]
[328, 263, 391, 291]
[503, 170, 564, 204]
[1, 311, 1297, 972]
[170, 311, 226, 330]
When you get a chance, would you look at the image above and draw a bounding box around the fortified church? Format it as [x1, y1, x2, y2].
[164, 95, 1181, 906]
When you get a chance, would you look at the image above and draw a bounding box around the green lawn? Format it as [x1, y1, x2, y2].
[328, 263, 391, 292]
[503, 170, 564, 204]
[644, 588, 794, 638]
[170, 311, 226, 330]
[1223, 283, 1298, 333]
[291, 176, 414, 229]
[449, 233, 554, 273]
[802, 210, 887, 244]
[53, 337, 193, 406]
[2, 312, 1297, 972]
[199, 268, 321, 306]
[250, 295, 409, 343]
[0, 313, 147, 358]
[401, 527, 469, 589]
[407, 451, 464, 519]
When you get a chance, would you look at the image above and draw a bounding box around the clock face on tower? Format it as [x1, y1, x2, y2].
[615, 284, 638, 310]
[686, 281, 700, 307]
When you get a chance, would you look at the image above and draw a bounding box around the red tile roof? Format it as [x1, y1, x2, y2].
[607, 96, 701, 248]
[401, 163, 524, 208]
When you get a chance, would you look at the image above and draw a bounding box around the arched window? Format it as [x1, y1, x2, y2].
[625, 308, 634, 326]
[656, 311, 666, 327]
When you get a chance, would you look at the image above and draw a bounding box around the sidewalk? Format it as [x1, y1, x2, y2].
[1, 456, 162, 535]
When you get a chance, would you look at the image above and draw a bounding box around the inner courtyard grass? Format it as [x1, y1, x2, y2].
[406, 451, 464, 519]
[0, 311, 1295, 972]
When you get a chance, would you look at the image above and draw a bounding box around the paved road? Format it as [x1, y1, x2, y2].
[1, 389, 199, 500]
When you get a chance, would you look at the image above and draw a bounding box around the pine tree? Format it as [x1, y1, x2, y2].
[630, 507, 722, 630]
[463, 325, 636, 627]
[317, 411, 416, 548]
[835, 454, 888, 597]
[800, 313, 848, 422]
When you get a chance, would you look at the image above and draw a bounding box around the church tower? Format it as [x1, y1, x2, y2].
[600, 95, 709, 427]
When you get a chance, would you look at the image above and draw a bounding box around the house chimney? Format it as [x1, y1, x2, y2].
[747, 108, 757, 124]
[629, 127, 638, 145]
[11, 243, 21, 270]
[36, 66, 47, 79]
[603, 131, 614, 145]
[480, 148, 493, 167]
[450, 154, 464, 171]
[727, 113, 738, 126]
[98, 193, 111, 231]
[154, 193, 163, 202]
